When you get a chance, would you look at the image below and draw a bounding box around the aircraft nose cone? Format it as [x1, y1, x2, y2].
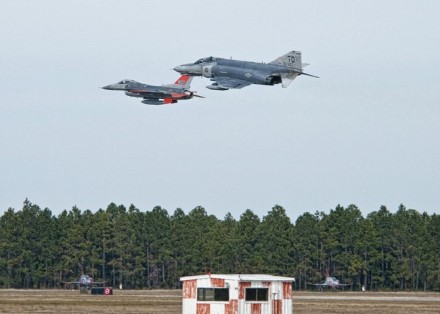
[102, 85, 112, 90]
[174, 64, 202, 75]
[174, 66, 184, 73]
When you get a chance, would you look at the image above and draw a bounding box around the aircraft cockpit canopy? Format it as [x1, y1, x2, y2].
[194, 57, 216, 64]
[118, 79, 135, 84]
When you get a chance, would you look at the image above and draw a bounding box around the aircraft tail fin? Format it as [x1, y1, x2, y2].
[173, 75, 193, 88]
[270, 50, 302, 70]
[162, 75, 193, 89]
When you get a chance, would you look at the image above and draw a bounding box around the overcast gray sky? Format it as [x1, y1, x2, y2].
[1, 0, 439, 220]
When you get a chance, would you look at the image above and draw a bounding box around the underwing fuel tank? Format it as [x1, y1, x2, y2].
[206, 84, 228, 91]
[141, 99, 165, 105]
[141, 99, 178, 105]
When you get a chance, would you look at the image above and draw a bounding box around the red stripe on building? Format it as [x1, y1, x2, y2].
[183, 279, 196, 298]
[197, 303, 210, 314]
[251, 303, 261, 314]
[273, 300, 282, 314]
[239, 282, 251, 299]
[225, 299, 238, 314]
[283, 282, 292, 299]
[210, 278, 225, 287]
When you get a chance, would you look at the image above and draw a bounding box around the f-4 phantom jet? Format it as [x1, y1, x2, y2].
[102, 75, 203, 105]
[174, 50, 318, 90]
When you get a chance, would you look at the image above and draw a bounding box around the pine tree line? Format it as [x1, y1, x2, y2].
[0, 200, 439, 290]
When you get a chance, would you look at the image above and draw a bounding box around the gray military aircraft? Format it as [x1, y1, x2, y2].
[63, 274, 106, 290]
[310, 274, 352, 291]
[173, 50, 318, 90]
[102, 75, 203, 105]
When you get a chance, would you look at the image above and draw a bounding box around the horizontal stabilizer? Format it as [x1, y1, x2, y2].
[281, 73, 299, 88]
[192, 93, 205, 98]
[300, 72, 319, 78]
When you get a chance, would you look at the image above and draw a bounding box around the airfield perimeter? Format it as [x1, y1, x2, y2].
[0, 290, 439, 313]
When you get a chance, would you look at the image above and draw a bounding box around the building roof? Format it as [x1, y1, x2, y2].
[180, 274, 295, 282]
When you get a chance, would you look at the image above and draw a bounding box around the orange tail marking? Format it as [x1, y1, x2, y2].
[174, 75, 190, 85]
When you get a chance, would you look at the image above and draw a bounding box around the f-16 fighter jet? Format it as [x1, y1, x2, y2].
[63, 274, 107, 290]
[174, 51, 318, 90]
[309, 272, 353, 291]
[102, 75, 203, 105]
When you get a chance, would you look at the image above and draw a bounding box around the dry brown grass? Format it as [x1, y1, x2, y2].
[0, 289, 439, 313]
[0, 289, 181, 313]
[293, 291, 440, 314]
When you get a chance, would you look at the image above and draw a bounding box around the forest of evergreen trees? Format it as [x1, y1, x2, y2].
[0, 200, 439, 291]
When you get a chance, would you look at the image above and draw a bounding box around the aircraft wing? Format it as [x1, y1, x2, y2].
[307, 282, 327, 287]
[91, 281, 107, 286]
[213, 77, 252, 89]
[62, 281, 81, 289]
[63, 281, 80, 285]
[129, 89, 169, 97]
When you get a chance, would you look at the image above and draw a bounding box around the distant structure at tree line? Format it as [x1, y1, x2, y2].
[0, 200, 439, 291]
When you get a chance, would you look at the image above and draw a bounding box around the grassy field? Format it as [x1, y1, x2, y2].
[294, 291, 440, 314]
[0, 289, 439, 313]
